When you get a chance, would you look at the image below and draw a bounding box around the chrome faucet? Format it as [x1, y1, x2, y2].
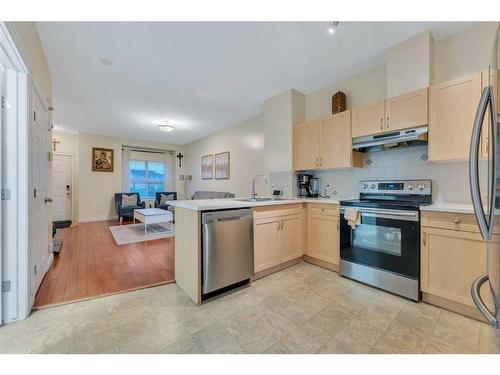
[251, 174, 267, 200]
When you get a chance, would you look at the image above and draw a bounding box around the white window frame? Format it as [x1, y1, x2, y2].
[128, 159, 167, 199]
[122, 148, 175, 200]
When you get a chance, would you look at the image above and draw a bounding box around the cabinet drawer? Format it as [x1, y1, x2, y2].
[421, 211, 499, 234]
[308, 204, 339, 217]
[253, 204, 303, 220]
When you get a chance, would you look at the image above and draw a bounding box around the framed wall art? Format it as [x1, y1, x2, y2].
[92, 147, 114, 172]
[214, 151, 230, 180]
[201, 154, 213, 180]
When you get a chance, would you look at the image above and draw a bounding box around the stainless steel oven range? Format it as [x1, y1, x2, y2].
[339, 179, 432, 301]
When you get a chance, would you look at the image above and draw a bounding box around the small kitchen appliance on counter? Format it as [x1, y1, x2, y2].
[309, 177, 320, 198]
[297, 173, 313, 197]
[339, 179, 432, 301]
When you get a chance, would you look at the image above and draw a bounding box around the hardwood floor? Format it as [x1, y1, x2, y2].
[34, 220, 175, 308]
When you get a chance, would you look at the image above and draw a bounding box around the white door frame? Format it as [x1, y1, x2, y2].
[0, 22, 30, 324]
[53, 152, 73, 222]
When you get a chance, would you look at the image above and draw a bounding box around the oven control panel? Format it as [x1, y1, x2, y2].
[359, 179, 432, 195]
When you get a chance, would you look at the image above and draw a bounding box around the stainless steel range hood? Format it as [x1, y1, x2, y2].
[352, 126, 428, 152]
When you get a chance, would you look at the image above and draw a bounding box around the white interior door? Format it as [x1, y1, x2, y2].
[52, 154, 71, 222]
[31, 90, 50, 294]
[0, 55, 4, 324]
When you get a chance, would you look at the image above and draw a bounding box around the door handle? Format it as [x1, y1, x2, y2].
[386, 116, 389, 129]
[45, 197, 53, 203]
[469, 85, 497, 240]
[471, 274, 498, 328]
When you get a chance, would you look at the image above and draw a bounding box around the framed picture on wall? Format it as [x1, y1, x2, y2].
[92, 147, 114, 172]
[215, 151, 230, 180]
[201, 154, 213, 179]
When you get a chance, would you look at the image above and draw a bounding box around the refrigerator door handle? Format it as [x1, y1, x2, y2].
[471, 274, 499, 328]
[469, 86, 493, 240]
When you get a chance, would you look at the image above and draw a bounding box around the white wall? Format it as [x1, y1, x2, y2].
[185, 114, 265, 198]
[387, 31, 434, 97]
[305, 64, 387, 120]
[434, 22, 499, 83]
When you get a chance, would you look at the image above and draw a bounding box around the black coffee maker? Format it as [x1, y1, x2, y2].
[297, 173, 313, 197]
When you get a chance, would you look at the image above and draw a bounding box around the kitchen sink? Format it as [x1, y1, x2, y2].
[234, 197, 274, 202]
[234, 197, 294, 202]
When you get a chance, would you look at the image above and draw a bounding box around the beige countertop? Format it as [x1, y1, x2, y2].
[420, 202, 475, 214]
[167, 197, 344, 211]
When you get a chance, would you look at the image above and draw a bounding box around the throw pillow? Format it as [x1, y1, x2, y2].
[160, 193, 175, 205]
[121, 194, 138, 208]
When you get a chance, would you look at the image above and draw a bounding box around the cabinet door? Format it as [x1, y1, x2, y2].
[321, 110, 361, 169]
[279, 214, 303, 263]
[307, 214, 339, 265]
[428, 73, 481, 161]
[294, 119, 321, 170]
[385, 88, 428, 132]
[421, 227, 493, 308]
[351, 101, 385, 138]
[254, 217, 280, 273]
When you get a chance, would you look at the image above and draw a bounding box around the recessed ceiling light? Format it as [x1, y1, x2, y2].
[99, 58, 113, 66]
[328, 21, 340, 35]
[158, 121, 174, 132]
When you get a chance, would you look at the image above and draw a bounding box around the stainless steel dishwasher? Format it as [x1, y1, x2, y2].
[201, 208, 254, 295]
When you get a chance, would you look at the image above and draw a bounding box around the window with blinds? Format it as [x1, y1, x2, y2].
[122, 148, 174, 198]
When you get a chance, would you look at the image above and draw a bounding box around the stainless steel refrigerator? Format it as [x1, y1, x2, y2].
[470, 68, 500, 329]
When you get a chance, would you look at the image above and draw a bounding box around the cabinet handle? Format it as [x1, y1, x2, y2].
[281, 220, 284, 230]
[423, 231, 427, 245]
[319, 157, 322, 166]
[337, 222, 340, 230]
[453, 219, 461, 224]
[380, 118, 383, 130]
[386, 116, 389, 129]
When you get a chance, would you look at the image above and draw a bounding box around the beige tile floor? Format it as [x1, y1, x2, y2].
[1, 262, 499, 354]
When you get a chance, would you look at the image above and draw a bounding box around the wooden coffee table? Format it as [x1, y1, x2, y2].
[133, 208, 173, 235]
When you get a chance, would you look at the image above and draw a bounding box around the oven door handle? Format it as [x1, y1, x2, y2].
[340, 208, 418, 222]
[340, 208, 418, 217]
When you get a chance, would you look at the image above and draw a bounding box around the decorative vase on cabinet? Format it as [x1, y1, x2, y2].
[332, 91, 346, 114]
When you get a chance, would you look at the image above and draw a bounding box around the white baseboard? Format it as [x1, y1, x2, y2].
[78, 216, 118, 223]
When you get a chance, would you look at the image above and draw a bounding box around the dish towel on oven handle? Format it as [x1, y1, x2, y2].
[344, 208, 361, 229]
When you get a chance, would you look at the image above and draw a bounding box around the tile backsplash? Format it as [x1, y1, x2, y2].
[303, 145, 471, 203]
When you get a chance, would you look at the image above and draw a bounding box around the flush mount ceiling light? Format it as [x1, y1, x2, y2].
[158, 121, 175, 132]
[99, 57, 113, 66]
[328, 21, 340, 35]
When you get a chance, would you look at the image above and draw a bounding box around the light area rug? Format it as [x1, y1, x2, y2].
[109, 223, 175, 245]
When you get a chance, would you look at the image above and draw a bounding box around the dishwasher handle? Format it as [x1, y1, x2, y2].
[202, 208, 253, 224]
